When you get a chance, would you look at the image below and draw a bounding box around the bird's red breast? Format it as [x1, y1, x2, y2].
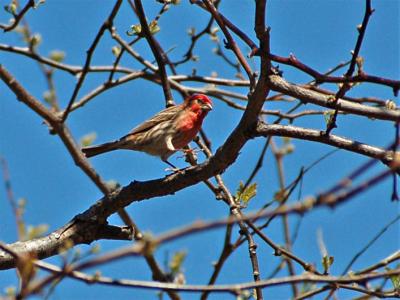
[172, 94, 212, 149]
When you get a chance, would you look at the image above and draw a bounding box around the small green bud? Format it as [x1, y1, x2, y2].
[30, 34, 42, 47]
[385, 100, 397, 110]
[5, 286, 16, 296]
[90, 244, 101, 254]
[4, 2, 17, 15]
[92, 270, 101, 282]
[149, 20, 160, 35]
[49, 50, 65, 62]
[322, 255, 334, 274]
[111, 45, 121, 57]
[43, 90, 55, 105]
[127, 24, 142, 36]
[187, 27, 195, 37]
[80, 132, 97, 147]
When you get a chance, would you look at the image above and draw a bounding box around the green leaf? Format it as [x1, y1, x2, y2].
[169, 250, 187, 275]
[111, 45, 121, 57]
[391, 274, 400, 291]
[127, 21, 160, 37]
[127, 24, 142, 36]
[386, 267, 400, 291]
[4, 2, 17, 15]
[236, 181, 257, 205]
[322, 255, 334, 274]
[149, 20, 160, 35]
[323, 110, 335, 125]
[80, 132, 97, 147]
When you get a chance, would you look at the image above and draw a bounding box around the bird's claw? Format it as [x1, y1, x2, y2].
[177, 147, 202, 158]
[165, 167, 184, 174]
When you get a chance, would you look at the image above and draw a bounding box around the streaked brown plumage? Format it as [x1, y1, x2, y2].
[82, 94, 213, 168]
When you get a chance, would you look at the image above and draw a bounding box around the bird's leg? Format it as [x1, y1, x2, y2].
[176, 147, 203, 164]
[163, 159, 182, 173]
[164, 159, 177, 169]
[164, 136, 185, 172]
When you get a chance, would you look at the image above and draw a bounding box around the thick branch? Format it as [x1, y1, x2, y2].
[0, 220, 133, 270]
[268, 54, 400, 94]
[0, 19, 271, 267]
[254, 122, 397, 166]
[268, 75, 400, 122]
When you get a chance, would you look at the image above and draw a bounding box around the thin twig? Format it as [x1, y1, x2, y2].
[133, 0, 174, 106]
[326, 0, 375, 134]
[1, 0, 35, 32]
[62, 0, 123, 122]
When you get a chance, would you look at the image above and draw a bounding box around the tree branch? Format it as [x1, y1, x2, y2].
[268, 75, 400, 122]
[133, 0, 174, 106]
[254, 122, 398, 167]
[61, 0, 123, 122]
[1, 0, 35, 32]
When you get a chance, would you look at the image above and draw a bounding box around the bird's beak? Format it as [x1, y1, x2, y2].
[202, 103, 213, 112]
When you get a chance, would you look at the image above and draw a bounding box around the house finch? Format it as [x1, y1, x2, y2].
[82, 94, 213, 168]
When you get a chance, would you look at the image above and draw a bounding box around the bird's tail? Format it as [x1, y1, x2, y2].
[82, 140, 121, 158]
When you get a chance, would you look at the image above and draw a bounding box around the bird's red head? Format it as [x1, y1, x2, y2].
[185, 94, 213, 114]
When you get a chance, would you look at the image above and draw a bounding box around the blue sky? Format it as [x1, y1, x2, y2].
[0, 1, 399, 299]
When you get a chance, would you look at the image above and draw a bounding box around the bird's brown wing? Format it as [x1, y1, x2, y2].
[128, 104, 181, 135]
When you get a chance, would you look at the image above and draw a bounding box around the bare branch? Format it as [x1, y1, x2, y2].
[1, 0, 35, 32]
[133, 0, 174, 106]
[62, 0, 123, 122]
[268, 75, 400, 122]
[326, 0, 375, 133]
[32, 260, 400, 294]
[202, 0, 255, 86]
[254, 122, 397, 166]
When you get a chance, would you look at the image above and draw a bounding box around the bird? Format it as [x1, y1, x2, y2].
[81, 94, 213, 169]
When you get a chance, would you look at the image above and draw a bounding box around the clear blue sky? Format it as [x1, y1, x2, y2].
[0, 1, 399, 299]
